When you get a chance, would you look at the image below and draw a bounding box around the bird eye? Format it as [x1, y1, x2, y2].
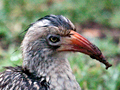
[46, 34, 60, 47]
[49, 36, 60, 43]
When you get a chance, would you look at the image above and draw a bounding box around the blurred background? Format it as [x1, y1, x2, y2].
[0, 0, 120, 90]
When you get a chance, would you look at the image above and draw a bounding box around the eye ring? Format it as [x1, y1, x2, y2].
[49, 35, 60, 43]
[46, 34, 61, 47]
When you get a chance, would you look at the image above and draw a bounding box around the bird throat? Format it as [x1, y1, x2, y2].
[22, 47, 80, 89]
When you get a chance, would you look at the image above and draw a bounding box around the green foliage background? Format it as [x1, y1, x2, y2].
[0, 0, 120, 90]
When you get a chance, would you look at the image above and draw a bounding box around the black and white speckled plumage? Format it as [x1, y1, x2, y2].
[0, 15, 81, 90]
[0, 66, 49, 90]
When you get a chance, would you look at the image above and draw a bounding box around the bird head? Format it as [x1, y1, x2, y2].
[22, 15, 112, 69]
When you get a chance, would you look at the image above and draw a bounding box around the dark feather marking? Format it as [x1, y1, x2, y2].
[0, 66, 49, 90]
[37, 15, 75, 30]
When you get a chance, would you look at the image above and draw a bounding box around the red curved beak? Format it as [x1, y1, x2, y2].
[57, 30, 112, 69]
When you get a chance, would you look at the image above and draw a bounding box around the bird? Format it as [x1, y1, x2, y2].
[0, 15, 112, 90]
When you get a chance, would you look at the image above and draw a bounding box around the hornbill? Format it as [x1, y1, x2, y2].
[0, 15, 112, 90]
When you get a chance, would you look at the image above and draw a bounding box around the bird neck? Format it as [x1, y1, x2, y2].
[22, 45, 80, 89]
[22, 46, 71, 77]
